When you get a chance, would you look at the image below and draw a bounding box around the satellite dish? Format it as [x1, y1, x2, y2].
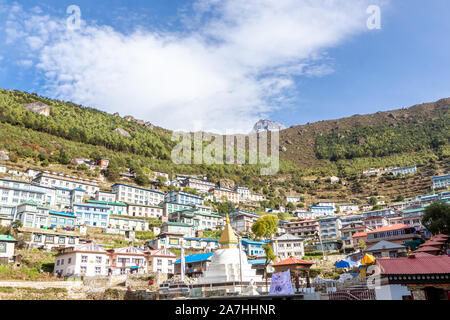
[266, 265, 275, 273]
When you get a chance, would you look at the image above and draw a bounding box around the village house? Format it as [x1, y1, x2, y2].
[248, 193, 265, 202]
[53, 243, 108, 277]
[106, 246, 148, 275]
[147, 248, 177, 274]
[272, 234, 305, 260]
[0, 235, 17, 263]
[126, 203, 163, 219]
[73, 202, 110, 228]
[374, 254, 450, 300]
[181, 177, 216, 194]
[432, 174, 450, 190]
[146, 232, 184, 250]
[33, 171, 99, 197]
[48, 211, 77, 230]
[284, 219, 319, 239]
[161, 222, 195, 237]
[337, 203, 360, 215]
[20, 227, 80, 250]
[309, 205, 335, 218]
[286, 195, 301, 203]
[229, 210, 259, 234]
[112, 183, 165, 206]
[234, 186, 250, 202]
[174, 252, 213, 278]
[0, 178, 55, 207]
[165, 191, 203, 206]
[391, 165, 417, 176]
[95, 190, 116, 202]
[365, 224, 421, 246]
[340, 223, 372, 252]
[364, 216, 389, 230]
[364, 240, 408, 259]
[211, 187, 240, 203]
[184, 238, 219, 252]
[319, 216, 342, 240]
[86, 199, 127, 216]
[241, 238, 267, 257]
[108, 215, 149, 232]
[14, 201, 49, 229]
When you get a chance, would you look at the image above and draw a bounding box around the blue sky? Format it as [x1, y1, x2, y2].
[0, 0, 449, 133]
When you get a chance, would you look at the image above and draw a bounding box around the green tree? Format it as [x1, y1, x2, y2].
[369, 196, 377, 206]
[106, 160, 120, 181]
[422, 201, 450, 235]
[286, 202, 296, 212]
[251, 215, 279, 240]
[58, 149, 71, 165]
[395, 195, 405, 202]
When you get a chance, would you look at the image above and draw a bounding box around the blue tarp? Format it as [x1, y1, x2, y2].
[335, 259, 357, 269]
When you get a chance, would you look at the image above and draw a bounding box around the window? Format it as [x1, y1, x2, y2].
[61, 259, 64, 265]
[59, 237, 66, 244]
[96, 256, 102, 264]
[81, 255, 88, 263]
[80, 266, 87, 274]
[95, 267, 101, 274]
[68, 258, 72, 264]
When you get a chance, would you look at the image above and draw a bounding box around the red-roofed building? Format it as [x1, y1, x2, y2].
[374, 255, 450, 300]
[352, 231, 368, 248]
[271, 256, 314, 291]
[365, 224, 421, 246]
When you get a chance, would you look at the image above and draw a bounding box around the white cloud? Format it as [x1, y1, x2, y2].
[17, 59, 33, 68]
[2, 0, 383, 133]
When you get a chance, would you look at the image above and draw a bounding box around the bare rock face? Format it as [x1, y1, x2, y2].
[24, 101, 50, 117]
[0, 150, 9, 161]
[252, 120, 286, 133]
[114, 128, 131, 138]
[219, 179, 235, 189]
[113, 112, 120, 117]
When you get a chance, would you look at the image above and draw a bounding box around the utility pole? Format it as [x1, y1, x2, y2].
[180, 239, 185, 283]
[318, 231, 327, 261]
[238, 235, 244, 294]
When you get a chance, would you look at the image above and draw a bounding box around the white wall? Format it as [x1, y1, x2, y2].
[375, 284, 410, 300]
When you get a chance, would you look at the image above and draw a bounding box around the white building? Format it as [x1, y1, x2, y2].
[95, 190, 117, 202]
[0, 178, 57, 207]
[319, 217, 342, 240]
[286, 195, 301, 203]
[0, 235, 17, 262]
[33, 171, 99, 197]
[14, 201, 49, 229]
[337, 203, 359, 215]
[432, 174, 450, 190]
[182, 177, 216, 194]
[235, 186, 251, 202]
[147, 248, 177, 274]
[248, 193, 265, 202]
[53, 243, 108, 277]
[127, 203, 163, 218]
[73, 202, 110, 228]
[229, 210, 260, 234]
[106, 246, 148, 275]
[112, 183, 165, 206]
[272, 234, 305, 260]
[20, 227, 80, 250]
[309, 205, 335, 218]
[108, 215, 149, 232]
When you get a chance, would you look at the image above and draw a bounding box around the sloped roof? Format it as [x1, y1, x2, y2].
[415, 246, 441, 252]
[0, 235, 17, 242]
[274, 233, 303, 241]
[365, 240, 406, 252]
[352, 231, 368, 238]
[377, 255, 450, 275]
[272, 256, 314, 267]
[174, 252, 213, 264]
[367, 224, 412, 234]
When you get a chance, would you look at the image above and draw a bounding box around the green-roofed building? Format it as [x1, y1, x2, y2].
[15, 200, 49, 229]
[86, 199, 128, 216]
[0, 234, 17, 261]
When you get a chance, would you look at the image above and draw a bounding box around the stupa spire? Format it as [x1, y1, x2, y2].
[219, 213, 238, 249]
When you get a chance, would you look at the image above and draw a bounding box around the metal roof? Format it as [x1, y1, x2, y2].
[377, 255, 450, 275]
[174, 252, 214, 264]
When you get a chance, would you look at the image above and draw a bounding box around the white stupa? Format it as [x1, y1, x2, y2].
[197, 214, 263, 285]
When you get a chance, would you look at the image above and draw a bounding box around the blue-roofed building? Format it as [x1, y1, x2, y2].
[241, 238, 267, 257]
[165, 191, 204, 206]
[309, 205, 334, 218]
[184, 237, 219, 251]
[73, 203, 110, 228]
[48, 211, 77, 229]
[174, 252, 214, 277]
[432, 174, 450, 191]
